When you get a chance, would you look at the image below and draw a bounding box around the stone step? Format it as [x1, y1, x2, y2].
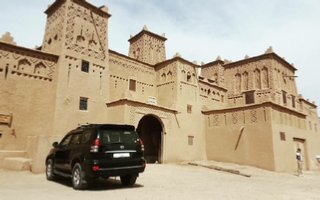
[0, 150, 26, 168]
[3, 157, 32, 171]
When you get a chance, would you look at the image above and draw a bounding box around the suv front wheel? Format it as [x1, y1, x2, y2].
[72, 163, 88, 190]
[46, 159, 55, 180]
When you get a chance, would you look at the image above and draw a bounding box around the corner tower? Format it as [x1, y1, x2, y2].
[128, 25, 167, 65]
[42, 0, 111, 63]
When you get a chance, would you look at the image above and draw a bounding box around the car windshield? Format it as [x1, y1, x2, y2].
[99, 129, 140, 144]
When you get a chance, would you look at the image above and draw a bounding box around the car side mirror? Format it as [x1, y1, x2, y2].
[52, 142, 59, 148]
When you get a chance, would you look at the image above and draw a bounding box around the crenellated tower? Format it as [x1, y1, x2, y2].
[128, 25, 167, 65]
[42, 0, 111, 64]
[39, 0, 112, 135]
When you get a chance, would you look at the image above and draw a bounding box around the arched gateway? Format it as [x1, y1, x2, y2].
[136, 115, 163, 163]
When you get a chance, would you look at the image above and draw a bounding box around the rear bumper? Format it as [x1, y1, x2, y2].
[89, 165, 145, 178]
[82, 157, 146, 178]
[102, 165, 145, 176]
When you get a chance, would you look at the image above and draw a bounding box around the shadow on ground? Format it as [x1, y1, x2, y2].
[50, 176, 144, 191]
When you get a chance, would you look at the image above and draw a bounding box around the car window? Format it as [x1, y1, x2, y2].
[81, 130, 92, 144]
[100, 129, 139, 144]
[60, 135, 72, 146]
[70, 133, 82, 145]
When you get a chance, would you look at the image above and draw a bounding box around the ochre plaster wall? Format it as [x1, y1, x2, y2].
[0, 45, 58, 151]
[205, 106, 275, 171]
[46, 0, 110, 135]
[271, 106, 320, 172]
[51, 57, 109, 135]
[109, 52, 155, 103]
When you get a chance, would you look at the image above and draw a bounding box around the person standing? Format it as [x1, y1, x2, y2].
[296, 148, 303, 177]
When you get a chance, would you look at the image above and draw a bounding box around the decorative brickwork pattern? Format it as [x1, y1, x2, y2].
[201, 63, 224, 86]
[65, 3, 107, 61]
[109, 53, 154, 75]
[129, 33, 166, 65]
[250, 109, 257, 123]
[213, 114, 219, 127]
[129, 104, 172, 129]
[42, 4, 66, 51]
[0, 47, 56, 81]
[232, 112, 238, 124]
[156, 62, 177, 82]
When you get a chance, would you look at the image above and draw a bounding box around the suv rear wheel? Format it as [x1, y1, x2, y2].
[46, 159, 55, 180]
[120, 174, 137, 186]
[72, 163, 88, 190]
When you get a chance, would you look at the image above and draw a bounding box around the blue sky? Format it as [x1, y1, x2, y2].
[1, 0, 320, 111]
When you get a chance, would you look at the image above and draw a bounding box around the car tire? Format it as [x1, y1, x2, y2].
[46, 159, 56, 181]
[72, 163, 88, 190]
[120, 174, 137, 186]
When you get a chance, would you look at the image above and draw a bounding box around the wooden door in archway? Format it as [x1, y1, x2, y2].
[136, 115, 163, 163]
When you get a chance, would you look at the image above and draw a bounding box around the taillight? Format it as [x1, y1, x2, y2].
[139, 139, 145, 151]
[142, 162, 146, 167]
[94, 138, 100, 146]
[90, 138, 100, 152]
[92, 165, 99, 171]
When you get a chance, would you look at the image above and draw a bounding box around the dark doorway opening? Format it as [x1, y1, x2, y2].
[137, 115, 163, 163]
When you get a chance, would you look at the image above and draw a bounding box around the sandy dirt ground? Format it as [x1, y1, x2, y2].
[0, 161, 320, 200]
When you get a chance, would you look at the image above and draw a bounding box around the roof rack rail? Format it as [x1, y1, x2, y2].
[86, 122, 107, 125]
[77, 122, 107, 127]
[78, 124, 89, 127]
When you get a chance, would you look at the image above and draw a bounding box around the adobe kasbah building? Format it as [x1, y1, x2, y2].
[0, 0, 320, 174]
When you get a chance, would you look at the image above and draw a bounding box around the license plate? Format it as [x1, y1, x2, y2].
[113, 153, 130, 158]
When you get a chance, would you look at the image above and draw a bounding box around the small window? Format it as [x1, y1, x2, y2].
[187, 72, 191, 82]
[81, 60, 89, 73]
[315, 124, 318, 132]
[188, 136, 194, 146]
[280, 132, 286, 141]
[187, 105, 192, 114]
[282, 91, 287, 104]
[245, 91, 255, 104]
[129, 79, 136, 91]
[292, 95, 296, 108]
[79, 97, 88, 110]
[221, 95, 224, 102]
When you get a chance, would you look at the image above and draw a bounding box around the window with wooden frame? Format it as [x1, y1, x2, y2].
[129, 79, 136, 91]
[79, 97, 88, 110]
[188, 136, 194, 146]
[244, 91, 255, 104]
[81, 60, 89, 73]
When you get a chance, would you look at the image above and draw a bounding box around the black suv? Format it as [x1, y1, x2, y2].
[45, 123, 146, 190]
